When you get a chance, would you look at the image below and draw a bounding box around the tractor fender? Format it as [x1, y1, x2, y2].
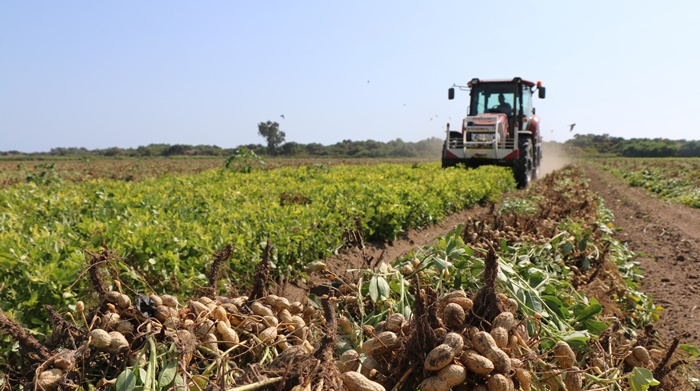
[527, 115, 540, 139]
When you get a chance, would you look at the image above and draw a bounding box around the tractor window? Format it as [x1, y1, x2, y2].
[470, 89, 515, 116]
[522, 86, 533, 115]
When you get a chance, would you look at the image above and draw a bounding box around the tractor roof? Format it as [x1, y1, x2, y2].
[469, 78, 536, 87]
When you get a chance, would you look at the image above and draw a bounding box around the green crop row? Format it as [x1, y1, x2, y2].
[0, 163, 514, 331]
[590, 158, 700, 208]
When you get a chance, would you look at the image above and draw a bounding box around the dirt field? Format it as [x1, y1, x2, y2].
[582, 166, 700, 350]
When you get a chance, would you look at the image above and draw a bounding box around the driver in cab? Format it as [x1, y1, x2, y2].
[496, 94, 512, 115]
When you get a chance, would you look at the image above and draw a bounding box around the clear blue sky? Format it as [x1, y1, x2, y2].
[2, 1, 699, 152]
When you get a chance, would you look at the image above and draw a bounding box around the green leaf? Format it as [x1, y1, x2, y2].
[561, 242, 574, 254]
[389, 279, 404, 295]
[137, 368, 148, 385]
[581, 256, 591, 271]
[402, 306, 412, 320]
[500, 238, 508, 252]
[369, 276, 379, 302]
[376, 276, 390, 301]
[541, 295, 567, 319]
[306, 294, 321, 310]
[157, 360, 177, 388]
[680, 344, 700, 356]
[453, 273, 462, 290]
[522, 291, 544, 317]
[115, 369, 137, 391]
[190, 375, 209, 390]
[562, 331, 590, 350]
[629, 367, 660, 391]
[574, 298, 602, 323]
[577, 237, 588, 252]
[431, 256, 451, 271]
[583, 319, 610, 334]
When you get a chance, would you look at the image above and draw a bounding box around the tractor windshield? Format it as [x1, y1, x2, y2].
[469, 84, 517, 117]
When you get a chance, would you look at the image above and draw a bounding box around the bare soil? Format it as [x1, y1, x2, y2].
[582, 165, 700, 350]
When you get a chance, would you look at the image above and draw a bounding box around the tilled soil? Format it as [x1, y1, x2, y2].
[581, 165, 700, 354]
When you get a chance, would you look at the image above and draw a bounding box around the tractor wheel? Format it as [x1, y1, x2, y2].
[531, 146, 541, 181]
[513, 137, 533, 188]
[441, 158, 456, 168]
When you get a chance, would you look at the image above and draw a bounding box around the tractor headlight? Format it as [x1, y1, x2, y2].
[472, 133, 495, 142]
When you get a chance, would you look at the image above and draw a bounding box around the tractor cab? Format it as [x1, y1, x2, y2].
[449, 78, 545, 140]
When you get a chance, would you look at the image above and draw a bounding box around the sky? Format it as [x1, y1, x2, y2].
[2, 1, 699, 153]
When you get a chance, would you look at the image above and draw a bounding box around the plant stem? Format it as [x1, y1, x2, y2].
[225, 376, 283, 391]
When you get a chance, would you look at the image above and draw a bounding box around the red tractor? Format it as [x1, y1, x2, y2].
[443, 77, 546, 188]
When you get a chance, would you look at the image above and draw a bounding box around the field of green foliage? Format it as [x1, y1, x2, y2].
[3, 163, 694, 391]
[592, 158, 700, 208]
[0, 161, 514, 332]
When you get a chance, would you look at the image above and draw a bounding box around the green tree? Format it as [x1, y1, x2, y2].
[258, 121, 286, 155]
[678, 140, 700, 157]
[280, 141, 302, 156]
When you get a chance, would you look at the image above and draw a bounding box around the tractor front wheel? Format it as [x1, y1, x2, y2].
[513, 137, 533, 188]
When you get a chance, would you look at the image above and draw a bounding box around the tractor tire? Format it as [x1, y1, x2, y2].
[441, 157, 456, 168]
[531, 146, 541, 181]
[513, 137, 534, 188]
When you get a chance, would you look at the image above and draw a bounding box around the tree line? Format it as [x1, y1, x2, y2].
[561, 134, 700, 158]
[3, 125, 700, 159]
[1, 139, 444, 159]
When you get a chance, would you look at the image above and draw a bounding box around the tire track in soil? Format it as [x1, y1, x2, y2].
[581, 164, 700, 364]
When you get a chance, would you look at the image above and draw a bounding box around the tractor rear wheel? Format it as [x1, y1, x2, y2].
[513, 137, 533, 188]
[532, 146, 541, 181]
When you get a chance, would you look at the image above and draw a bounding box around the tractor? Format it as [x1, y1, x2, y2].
[442, 77, 546, 188]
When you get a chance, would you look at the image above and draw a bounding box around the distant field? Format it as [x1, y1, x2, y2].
[591, 157, 700, 208]
[0, 156, 438, 187]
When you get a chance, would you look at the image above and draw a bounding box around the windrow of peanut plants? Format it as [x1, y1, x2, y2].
[590, 158, 700, 208]
[337, 165, 695, 390]
[0, 163, 514, 332]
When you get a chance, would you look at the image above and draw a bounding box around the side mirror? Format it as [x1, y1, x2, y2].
[538, 87, 546, 99]
[448, 87, 455, 100]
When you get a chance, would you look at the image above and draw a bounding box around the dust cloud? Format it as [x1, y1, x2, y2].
[539, 143, 573, 177]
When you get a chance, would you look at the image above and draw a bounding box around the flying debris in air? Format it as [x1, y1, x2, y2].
[280, 115, 285, 119]
[568, 123, 576, 132]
